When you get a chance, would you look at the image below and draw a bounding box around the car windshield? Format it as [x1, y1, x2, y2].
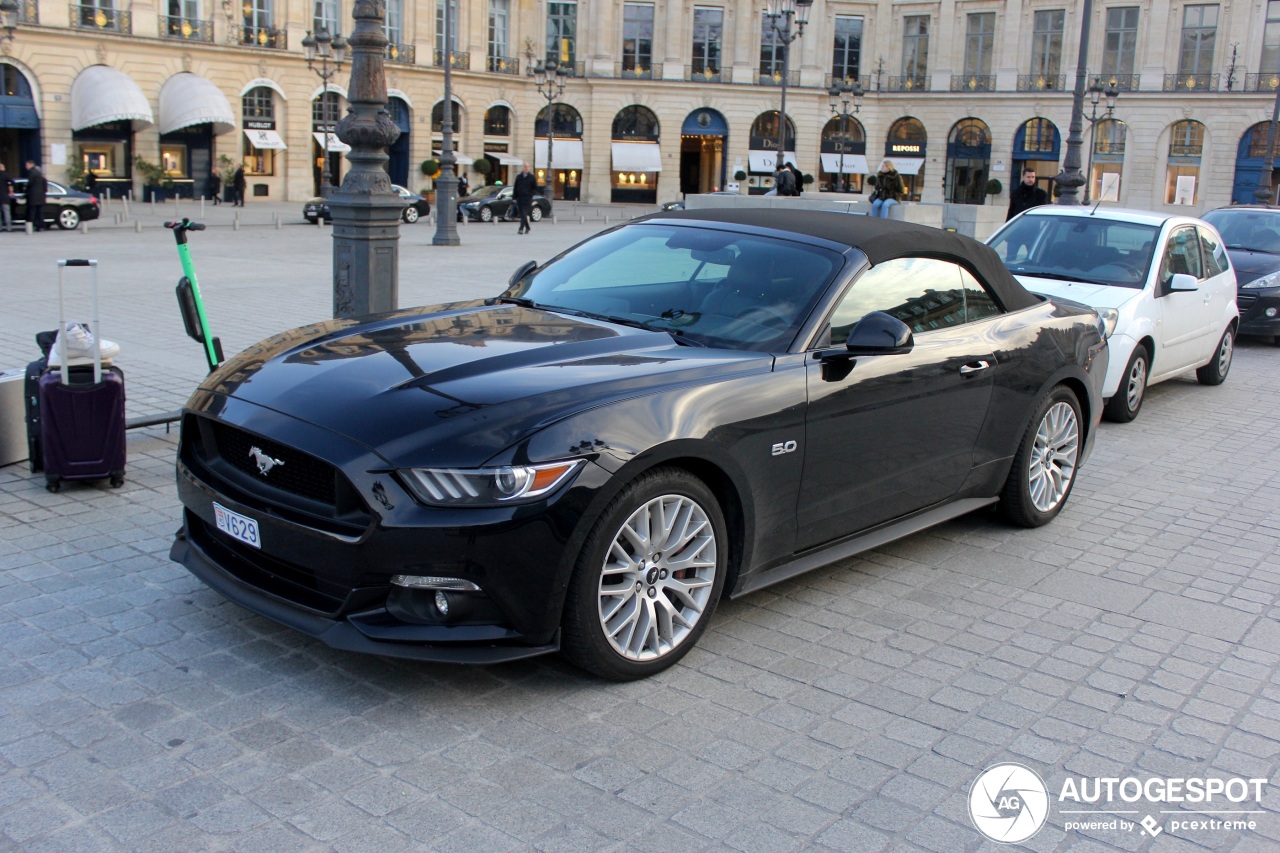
[989, 215, 1159, 289]
[1201, 210, 1280, 254]
[506, 224, 841, 352]
[468, 185, 502, 199]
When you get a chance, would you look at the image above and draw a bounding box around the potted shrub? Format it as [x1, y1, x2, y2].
[134, 155, 174, 201]
[734, 169, 747, 194]
[473, 158, 492, 179]
[420, 159, 441, 203]
[985, 178, 1003, 200]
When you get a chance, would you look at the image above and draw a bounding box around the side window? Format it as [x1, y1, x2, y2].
[1198, 226, 1229, 278]
[1159, 225, 1204, 282]
[828, 257, 967, 345]
[959, 267, 1002, 322]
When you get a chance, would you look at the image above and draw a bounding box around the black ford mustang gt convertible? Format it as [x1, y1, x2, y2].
[171, 209, 1108, 680]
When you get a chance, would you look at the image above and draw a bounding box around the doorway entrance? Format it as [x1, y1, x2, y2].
[679, 108, 727, 195]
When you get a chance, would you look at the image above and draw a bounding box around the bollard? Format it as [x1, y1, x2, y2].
[200, 197, 205, 215]
[135, 220, 142, 233]
[580, 216, 585, 224]
[234, 216, 241, 231]
[315, 215, 322, 228]
[80, 221, 88, 234]
[604, 215, 610, 224]
[25, 221, 33, 234]
[275, 217, 282, 230]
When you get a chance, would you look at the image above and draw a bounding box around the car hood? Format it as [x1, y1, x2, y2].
[1225, 249, 1280, 285]
[1013, 275, 1142, 310]
[198, 301, 771, 467]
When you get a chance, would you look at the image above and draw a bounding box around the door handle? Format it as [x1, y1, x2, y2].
[959, 360, 990, 375]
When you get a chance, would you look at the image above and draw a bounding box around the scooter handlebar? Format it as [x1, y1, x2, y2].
[163, 219, 206, 231]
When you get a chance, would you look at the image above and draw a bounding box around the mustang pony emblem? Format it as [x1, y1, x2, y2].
[248, 446, 285, 477]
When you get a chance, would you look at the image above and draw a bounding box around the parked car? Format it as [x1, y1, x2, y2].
[9, 179, 101, 230]
[169, 210, 1107, 680]
[1200, 205, 1280, 343]
[661, 191, 742, 211]
[988, 206, 1238, 423]
[456, 184, 551, 222]
[302, 184, 430, 224]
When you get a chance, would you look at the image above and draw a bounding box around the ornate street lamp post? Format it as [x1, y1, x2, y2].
[432, 0, 459, 245]
[0, 0, 20, 42]
[1081, 77, 1118, 202]
[1254, 51, 1280, 205]
[763, 0, 813, 174]
[302, 27, 348, 197]
[827, 79, 863, 193]
[526, 48, 568, 200]
[327, 0, 402, 319]
[1056, 0, 1123, 205]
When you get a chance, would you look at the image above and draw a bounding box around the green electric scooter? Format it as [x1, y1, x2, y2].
[165, 218, 224, 373]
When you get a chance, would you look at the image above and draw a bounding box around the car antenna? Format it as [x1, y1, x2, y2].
[1090, 198, 1104, 216]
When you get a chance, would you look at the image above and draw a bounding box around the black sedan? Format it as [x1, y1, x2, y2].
[303, 184, 430, 224]
[9, 179, 101, 229]
[1201, 205, 1280, 342]
[169, 210, 1108, 680]
[457, 184, 551, 222]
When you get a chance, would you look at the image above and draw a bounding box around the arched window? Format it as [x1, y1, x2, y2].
[535, 103, 583, 138]
[948, 118, 990, 148]
[312, 91, 342, 126]
[242, 86, 279, 177]
[1091, 119, 1126, 201]
[946, 118, 992, 205]
[612, 105, 659, 141]
[431, 99, 462, 133]
[1019, 118, 1058, 155]
[885, 118, 928, 201]
[484, 105, 511, 136]
[820, 116, 866, 193]
[1165, 120, 1205, 205]
[750, 110, 795, 144]
[888, 117, 927, 146]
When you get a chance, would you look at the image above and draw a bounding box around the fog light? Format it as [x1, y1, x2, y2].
[1266, 307, 1278, 318]
[434, 590, 450, 616]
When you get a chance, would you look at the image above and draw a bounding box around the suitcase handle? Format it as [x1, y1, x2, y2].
[60, 259, 94, 267]
[56, 259, 101, 385]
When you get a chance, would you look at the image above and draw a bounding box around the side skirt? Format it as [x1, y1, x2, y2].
[730, 497, 997, 598]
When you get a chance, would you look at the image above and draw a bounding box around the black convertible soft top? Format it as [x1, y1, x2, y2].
[654, 208, 1039, 312]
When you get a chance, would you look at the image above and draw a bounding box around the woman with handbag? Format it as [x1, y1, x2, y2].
[870, 160, 905, 218]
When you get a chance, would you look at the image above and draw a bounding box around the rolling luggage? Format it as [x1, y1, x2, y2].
[38, 259, 126, 492]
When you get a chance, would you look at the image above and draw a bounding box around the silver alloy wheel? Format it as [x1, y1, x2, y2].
[1125, 355, 1147, 413]
[597, 493, 717, 662]
[479, 206, 493, 222]
[58, 207, 79, 229]
[1216, 331, 1233, 376]
[402, 206, 419, 223]
[1028, 401, 1080, 513]
[530, 206, 543, 222]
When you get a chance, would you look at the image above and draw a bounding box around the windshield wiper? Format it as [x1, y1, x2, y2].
[488, 295, 538, 307]
[544, 306, 706, 346]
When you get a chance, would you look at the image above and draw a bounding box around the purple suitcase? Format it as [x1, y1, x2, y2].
[38, 259, 126, 492]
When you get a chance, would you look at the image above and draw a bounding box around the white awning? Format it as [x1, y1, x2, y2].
[491, 152, 523, 167]
[611, 142, 663, 172]
[535, 139, 585, 170]
[313, 131, 351, 153]
[70, 65, 154, 131]
[820, 153, 869, 174]
[747, 150, 797, 172]
[158, 73, 235, 135]
[244, 129, 287, 150]
[886, 157, 926, 175]
[434, 151, 474, 166]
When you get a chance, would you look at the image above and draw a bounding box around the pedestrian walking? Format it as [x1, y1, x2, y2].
[232, 166, 246, 207]
[84, 170, 97, 195]
[24, 159, 48, 230]
[0, 162, 12, 232]
[513, 162, 536, 235]
[787, 163, 805, 195]
[773, 165, 796, 197]
[457, 172, 469, 199]
[870, 160, 905, 218]
[206, 170, 222, 205]
[1007, 167, 1049, 221]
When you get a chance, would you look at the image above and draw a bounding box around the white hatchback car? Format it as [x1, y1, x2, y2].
[987, 207, 1238, 422]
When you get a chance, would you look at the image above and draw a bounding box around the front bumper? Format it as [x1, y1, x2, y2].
[1237, 289, 1280, 337]
[169, 399, 606, 664]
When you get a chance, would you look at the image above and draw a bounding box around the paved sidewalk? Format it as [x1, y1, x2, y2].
[2, 219, 1279, 851]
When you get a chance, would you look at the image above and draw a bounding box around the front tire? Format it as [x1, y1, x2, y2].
[999, 386, 1082, 528]
[58, 207, 80, 230]
[401, 206, 420, 224]
[530, 206, 544, 222]
[1103, 344, 1149, 423]
[1196, 326, 1234, 385]
[561, 468, 727, 680]
[478, 206, 493, 222]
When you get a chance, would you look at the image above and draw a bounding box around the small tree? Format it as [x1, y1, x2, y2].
[802, 174, 815, 186]
[420, 158, 441, 178]
[473, 158, 493, 177]
[985, 178, 1003, 196]
[734, 169, 747, 181]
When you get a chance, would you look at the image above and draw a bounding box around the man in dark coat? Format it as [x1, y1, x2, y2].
[1007, 167, 1049, 221]
[24, 160, 48, 230]
[0, 162, 12, 232]
[774, 165, 796, 196]
[787, 162, 805, 195]
[513, 162, 537, 234]
[206, 170, 222, 205]
[232, 165, 246, 207]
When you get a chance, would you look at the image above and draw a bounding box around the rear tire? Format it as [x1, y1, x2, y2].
[58, 208, 80, 230]
[1196, 326, 1234, 385]
[561, 468, 727, 680]
[530, 206, 544, 222]
[479, 206, 493, 222]
[1103, 344, 1148, 423]
[999, 386, 1082, 528]
[401, 206, 420, 224]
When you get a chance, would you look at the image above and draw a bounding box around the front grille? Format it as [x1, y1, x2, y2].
[210, 420, 337, 505]
[1237, 293, 1258, 311]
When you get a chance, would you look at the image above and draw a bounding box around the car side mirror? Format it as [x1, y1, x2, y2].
[845, 311, 914, 355]
[509, 260, 537, 289]
[1167, 272, 1198, 292]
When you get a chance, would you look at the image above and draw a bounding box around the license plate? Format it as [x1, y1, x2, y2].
[213, 502, 261, 549]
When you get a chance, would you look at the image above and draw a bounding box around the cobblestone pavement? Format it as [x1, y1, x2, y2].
[1, 217, 1279, 851]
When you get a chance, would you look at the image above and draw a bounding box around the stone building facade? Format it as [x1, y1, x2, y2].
[2, 0, 1279, 210]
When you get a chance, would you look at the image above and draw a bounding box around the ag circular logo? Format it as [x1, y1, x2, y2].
[969, 763, 1050, 843]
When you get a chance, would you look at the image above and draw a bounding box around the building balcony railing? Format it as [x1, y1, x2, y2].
[385, 42, 415, 64]
[1017, 74, 1067, 92]
[70, 4, 130, 32]
[17, 0, 37, 23]
[160, 15, 213, 42]
[237, 24, 287, 49]
[1093, 72, 1140, 91]
[433, 49, 471, 70]
[884, 74, 930, 92]
[487, 54, 520, 75]
[686, 65, 729, 83]
[1163, 73, 1219, 92]
[756, 69, 800, 87]
[951, 74, 997, 92]
[1244, 72, 1280, 92]
[617, 63, 660, 80]
[824, 73, 868, 90]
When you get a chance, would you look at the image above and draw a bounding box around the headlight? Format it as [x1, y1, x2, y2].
[1096, 308, 1119, 339]
[400, 460, 583, 506]
[1243, 270, 1280, 289]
